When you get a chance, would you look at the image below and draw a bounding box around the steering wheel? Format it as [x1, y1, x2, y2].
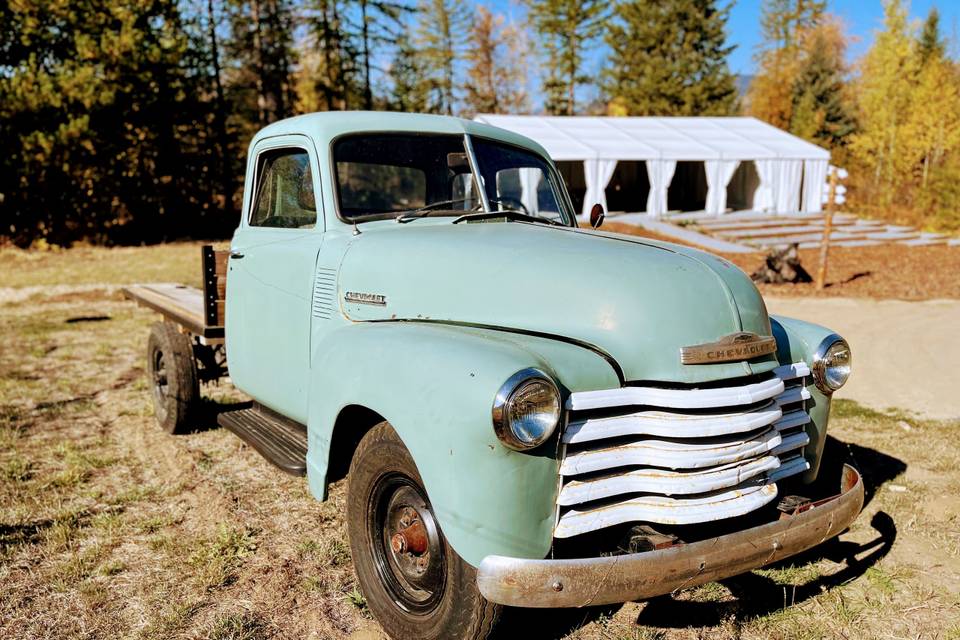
[488, 196, 529, 215]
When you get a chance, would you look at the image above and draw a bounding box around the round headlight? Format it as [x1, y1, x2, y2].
[492, 369, 561, 451]
[812, 336, 852, 394]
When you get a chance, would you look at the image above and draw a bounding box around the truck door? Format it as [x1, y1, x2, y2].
[226, 135, 324, 424]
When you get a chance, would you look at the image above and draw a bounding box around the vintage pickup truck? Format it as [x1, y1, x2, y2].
[124, 112, 862, 639]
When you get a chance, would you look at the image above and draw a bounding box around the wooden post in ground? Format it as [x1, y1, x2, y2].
[816, 168, 839, 290]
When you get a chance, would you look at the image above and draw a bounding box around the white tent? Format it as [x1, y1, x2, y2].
[473, 115, 830, 220]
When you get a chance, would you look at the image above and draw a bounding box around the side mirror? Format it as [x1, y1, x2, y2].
[589, 203, 605, 229]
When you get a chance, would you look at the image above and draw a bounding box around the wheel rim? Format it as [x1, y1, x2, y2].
[368, 473, 446, 614]
[151, 347, 169, 416]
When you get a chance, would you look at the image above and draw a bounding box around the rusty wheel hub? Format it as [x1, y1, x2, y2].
[371, 476, 446, 613]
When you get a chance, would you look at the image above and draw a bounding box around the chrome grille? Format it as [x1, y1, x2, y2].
[556, 363, 812, 539]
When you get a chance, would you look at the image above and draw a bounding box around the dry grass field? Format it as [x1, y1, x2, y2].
[2, 243, 959, 639]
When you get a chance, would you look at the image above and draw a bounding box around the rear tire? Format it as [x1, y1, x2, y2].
[146, 322, 199, 434]
[346, 422, 501, 640]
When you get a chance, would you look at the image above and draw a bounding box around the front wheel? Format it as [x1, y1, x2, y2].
[346, 422, 501, 640]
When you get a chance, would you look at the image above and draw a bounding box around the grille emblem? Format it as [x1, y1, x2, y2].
[680, 332, 777, 364]
[344, 291, 386, 306]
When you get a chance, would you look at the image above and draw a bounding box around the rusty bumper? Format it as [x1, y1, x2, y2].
[476, 464, 864, 608]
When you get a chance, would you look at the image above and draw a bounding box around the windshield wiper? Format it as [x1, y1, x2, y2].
[451, 210, 565, 227]
[395, 198, 480, 223]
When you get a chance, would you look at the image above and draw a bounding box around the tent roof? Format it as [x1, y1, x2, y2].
[472, 115, 830, 162]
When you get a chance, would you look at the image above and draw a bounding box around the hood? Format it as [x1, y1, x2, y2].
[338, 221, 777, 384]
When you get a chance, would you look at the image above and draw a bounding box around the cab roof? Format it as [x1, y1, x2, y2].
[251, 111, 551, 159]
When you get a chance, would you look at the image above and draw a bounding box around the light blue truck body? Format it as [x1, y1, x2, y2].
[224, 112, 841, 567]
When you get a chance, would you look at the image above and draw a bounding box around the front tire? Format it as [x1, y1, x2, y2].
[346, 422, 501, 640]
[146, 322, 199, 434]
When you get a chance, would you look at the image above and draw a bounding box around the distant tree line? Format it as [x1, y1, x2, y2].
[0, 0, 740, 245]
[746, 0, 960, 232]
[1, 0, 957, 246]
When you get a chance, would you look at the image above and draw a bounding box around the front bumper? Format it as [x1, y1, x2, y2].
[477, 464, 864, 608]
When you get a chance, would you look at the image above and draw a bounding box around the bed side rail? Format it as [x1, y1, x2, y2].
[202, 245, 229, 328]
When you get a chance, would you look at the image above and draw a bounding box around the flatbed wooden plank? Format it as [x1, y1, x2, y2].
[122, 283, 224, 339]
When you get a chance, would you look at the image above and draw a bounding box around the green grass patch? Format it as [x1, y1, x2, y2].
[50, 543, 106, 590]
[323, 537, 351, 567]
[189, 525, 258, 590]
[46, 441, 116, 489]
[2, 453, 33, 482]
[204, 611, 267, 640]
[865, 566, 897, 596]
[344, 585, 367, 611]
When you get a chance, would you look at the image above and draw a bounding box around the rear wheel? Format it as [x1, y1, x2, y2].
[346, 422, 501, 640]
[146, 322, 199, 434]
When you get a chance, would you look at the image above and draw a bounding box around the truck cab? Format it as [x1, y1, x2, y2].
[125, 112, 862, 640]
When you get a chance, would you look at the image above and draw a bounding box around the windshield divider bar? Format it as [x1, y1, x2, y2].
[463, 134, 491, 213]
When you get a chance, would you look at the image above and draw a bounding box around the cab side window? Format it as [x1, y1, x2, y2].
[250, 149, 317, 228]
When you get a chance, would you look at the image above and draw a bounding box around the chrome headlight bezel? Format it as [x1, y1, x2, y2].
[492, 368, 561, 451]
[812, 334, 852, 394]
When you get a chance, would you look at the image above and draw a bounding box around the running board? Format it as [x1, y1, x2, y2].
[217, 404, 307, 476]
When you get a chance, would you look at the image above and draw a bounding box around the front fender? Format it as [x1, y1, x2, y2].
[305, 321, 620, 567]
[771, 314, 843, 482]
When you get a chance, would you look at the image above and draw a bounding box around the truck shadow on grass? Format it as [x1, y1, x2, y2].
[633, 509, 896, 630]
[493, 437, 904, 638]
[632, 436, 904, 631]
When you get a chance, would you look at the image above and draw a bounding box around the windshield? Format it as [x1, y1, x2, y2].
[470, 138, 573, 226]
[332, 133, 574, 226]
[334, 134, 479, 220]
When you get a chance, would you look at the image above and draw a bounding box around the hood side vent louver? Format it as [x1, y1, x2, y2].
[312, 267, 337, 320]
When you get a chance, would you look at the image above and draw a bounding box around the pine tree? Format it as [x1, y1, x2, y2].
[388, 30, 433, 112]
[789, 19, 856, 148]
[525, 0, 606, 115]
[463, 7, 530, 116]
[758, 0, 826, 51]
[500, 21, 532, 114]
[0, 0, 221, 244]
[603, 0, 737, 116]
[746, 0, 826, 128]
[202, 0, 236, 210]
[904, 9, 960, 189]
[918, 8, 945, 66]
[350, 0, 410, 110]
[225, 0, 298, 128]
[415, 0, 471, 115]
[300, 0, 360, 111]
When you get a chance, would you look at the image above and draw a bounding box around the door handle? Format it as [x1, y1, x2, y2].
[229, 250, 244, 260]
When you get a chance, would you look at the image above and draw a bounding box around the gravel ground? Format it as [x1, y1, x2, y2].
[603, 221, 960, 301]
[766, 296, 960, 421]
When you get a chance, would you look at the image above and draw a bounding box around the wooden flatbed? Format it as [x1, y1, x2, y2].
[122, 245, 228, 343]
[122, 283, 224, 341]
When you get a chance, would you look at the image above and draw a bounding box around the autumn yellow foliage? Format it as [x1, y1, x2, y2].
[849, 0, 960, 229]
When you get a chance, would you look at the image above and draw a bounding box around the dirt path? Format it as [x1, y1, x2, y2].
[765, 296, 960, 420]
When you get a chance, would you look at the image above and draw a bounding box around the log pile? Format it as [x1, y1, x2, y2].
[751, 244, 813, 284]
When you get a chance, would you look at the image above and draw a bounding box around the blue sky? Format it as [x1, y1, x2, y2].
[726, 0, 958, 74]
[487, 0, 959, 76]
